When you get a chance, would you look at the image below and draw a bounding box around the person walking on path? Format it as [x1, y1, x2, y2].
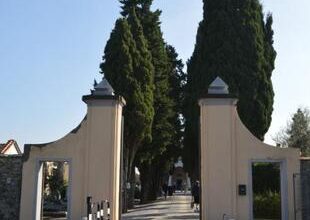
[191, 180, 200, 212]
[162, 182, 168, 199]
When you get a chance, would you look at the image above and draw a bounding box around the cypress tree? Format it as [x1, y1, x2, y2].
[166, 44, 186, 160]
[138, 0, 174, 158]
[127, 7, 155, 145]
[136, 44, 185, 203]
[134, 0, 175, 202]
[100, 12, 155, 209]
[125, 6, 156, 207]
[184, 0, 276, 178]
[104, 0, 184, 204]
[100, 18, 135, 96]
[100, 19, 136, 206]
[121, 0, 185, 202]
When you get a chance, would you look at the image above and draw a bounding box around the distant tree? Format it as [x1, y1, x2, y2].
[273, 108, 310, 156]
[184, 0, 276, 179]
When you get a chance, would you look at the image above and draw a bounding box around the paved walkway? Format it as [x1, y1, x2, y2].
[122, 194, 199, 220]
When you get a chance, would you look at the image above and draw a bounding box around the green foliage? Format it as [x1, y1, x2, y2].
[138, 45, 185, 203]
[125, 0, 184, 202]
[101, 15, 154, 151]
[274, 108, 310, 156]
[101, 2, 159, 208]
[102, 0, 184, 204]
[137, 4, 174, 162]
[253, 191, 281, 219]
[120, 0, 153, 17]
[127, 7, 155, 144]
[183, 0, 276, 177]
[165, 45, 186, 158]
[252, 163, 280, 195]
[252, 163, 281, 219]
[288, 109, 310, 155]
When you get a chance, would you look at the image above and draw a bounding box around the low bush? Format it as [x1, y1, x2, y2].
[253, 191, 281, 219]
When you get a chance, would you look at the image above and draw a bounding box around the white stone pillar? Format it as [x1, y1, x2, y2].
[82, 80, 125, 220]
[199, 77, 238, 219]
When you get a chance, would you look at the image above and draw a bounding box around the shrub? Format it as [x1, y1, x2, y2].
[253, 191, 281, 219]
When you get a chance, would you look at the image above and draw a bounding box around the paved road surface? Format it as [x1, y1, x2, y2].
[122, 194, 199, 220]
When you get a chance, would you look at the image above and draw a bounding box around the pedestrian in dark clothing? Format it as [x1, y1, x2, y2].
[191, 181, 200, 212]
[162, 183, 168, 199]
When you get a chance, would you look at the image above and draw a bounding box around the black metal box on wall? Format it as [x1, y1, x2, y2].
[238, 184, 246, 196]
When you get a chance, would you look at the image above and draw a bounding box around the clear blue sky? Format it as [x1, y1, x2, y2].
[0, 0, 309, 150]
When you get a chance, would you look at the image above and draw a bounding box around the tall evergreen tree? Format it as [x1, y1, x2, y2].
[166, 44, 186, 159]
[100, 13, 154, 209]
[126, 6, 155, 155]
[137, 44, 185, 203]
[120, 0, 185, 203]
[138, 0, 174, 159]
[126, 7, 156, 207]
[103, 0, 184, 205]
[184, 0, 276, 178]
[130, 0, 175, 202]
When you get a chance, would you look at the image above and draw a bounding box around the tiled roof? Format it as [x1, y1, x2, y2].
[0, 144, 5, 153]
[0, 139, 22, 154]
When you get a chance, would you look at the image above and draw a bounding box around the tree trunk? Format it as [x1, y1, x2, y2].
[139, 163, 152, 204]
[122, 148, 129, 213]
[140, 161, 163, 203]
[122, 142, 139, 211]
[127, 166, 136, 209]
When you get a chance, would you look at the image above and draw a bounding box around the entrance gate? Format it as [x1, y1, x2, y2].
[19, 78, 125, 220]
[199, 77, 300, 220]
[18, 77, 301, 220]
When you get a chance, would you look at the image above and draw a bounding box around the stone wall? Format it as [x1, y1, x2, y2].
[0, 155, 23, 220]
[301, 159, 310, 220]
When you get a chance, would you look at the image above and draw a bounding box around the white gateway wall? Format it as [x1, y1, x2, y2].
[19, 96, 124, 220]
[199, 97, 300, 220]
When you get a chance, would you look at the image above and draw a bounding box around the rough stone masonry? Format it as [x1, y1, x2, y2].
[0, 155, 23, 220]
[301, 159, 310, 220]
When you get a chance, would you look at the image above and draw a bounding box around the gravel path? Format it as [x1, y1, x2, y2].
[122, 194, 200, 220]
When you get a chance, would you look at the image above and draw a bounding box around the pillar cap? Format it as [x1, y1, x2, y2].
[93, 77, 114, 96]
[199, 76, 237, 105]
[208, 77, 229, 95]
[82, 77, 126, 106]
[82, 94, 126, 106]
[199, 76, 237, 99]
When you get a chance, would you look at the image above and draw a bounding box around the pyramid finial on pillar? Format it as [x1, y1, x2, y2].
[208, 77, 229, 94]
[92, 77, 114, 96]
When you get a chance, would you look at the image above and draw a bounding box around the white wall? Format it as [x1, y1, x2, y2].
[199, 98, 300, 220]
[19, 96, 124, 220]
